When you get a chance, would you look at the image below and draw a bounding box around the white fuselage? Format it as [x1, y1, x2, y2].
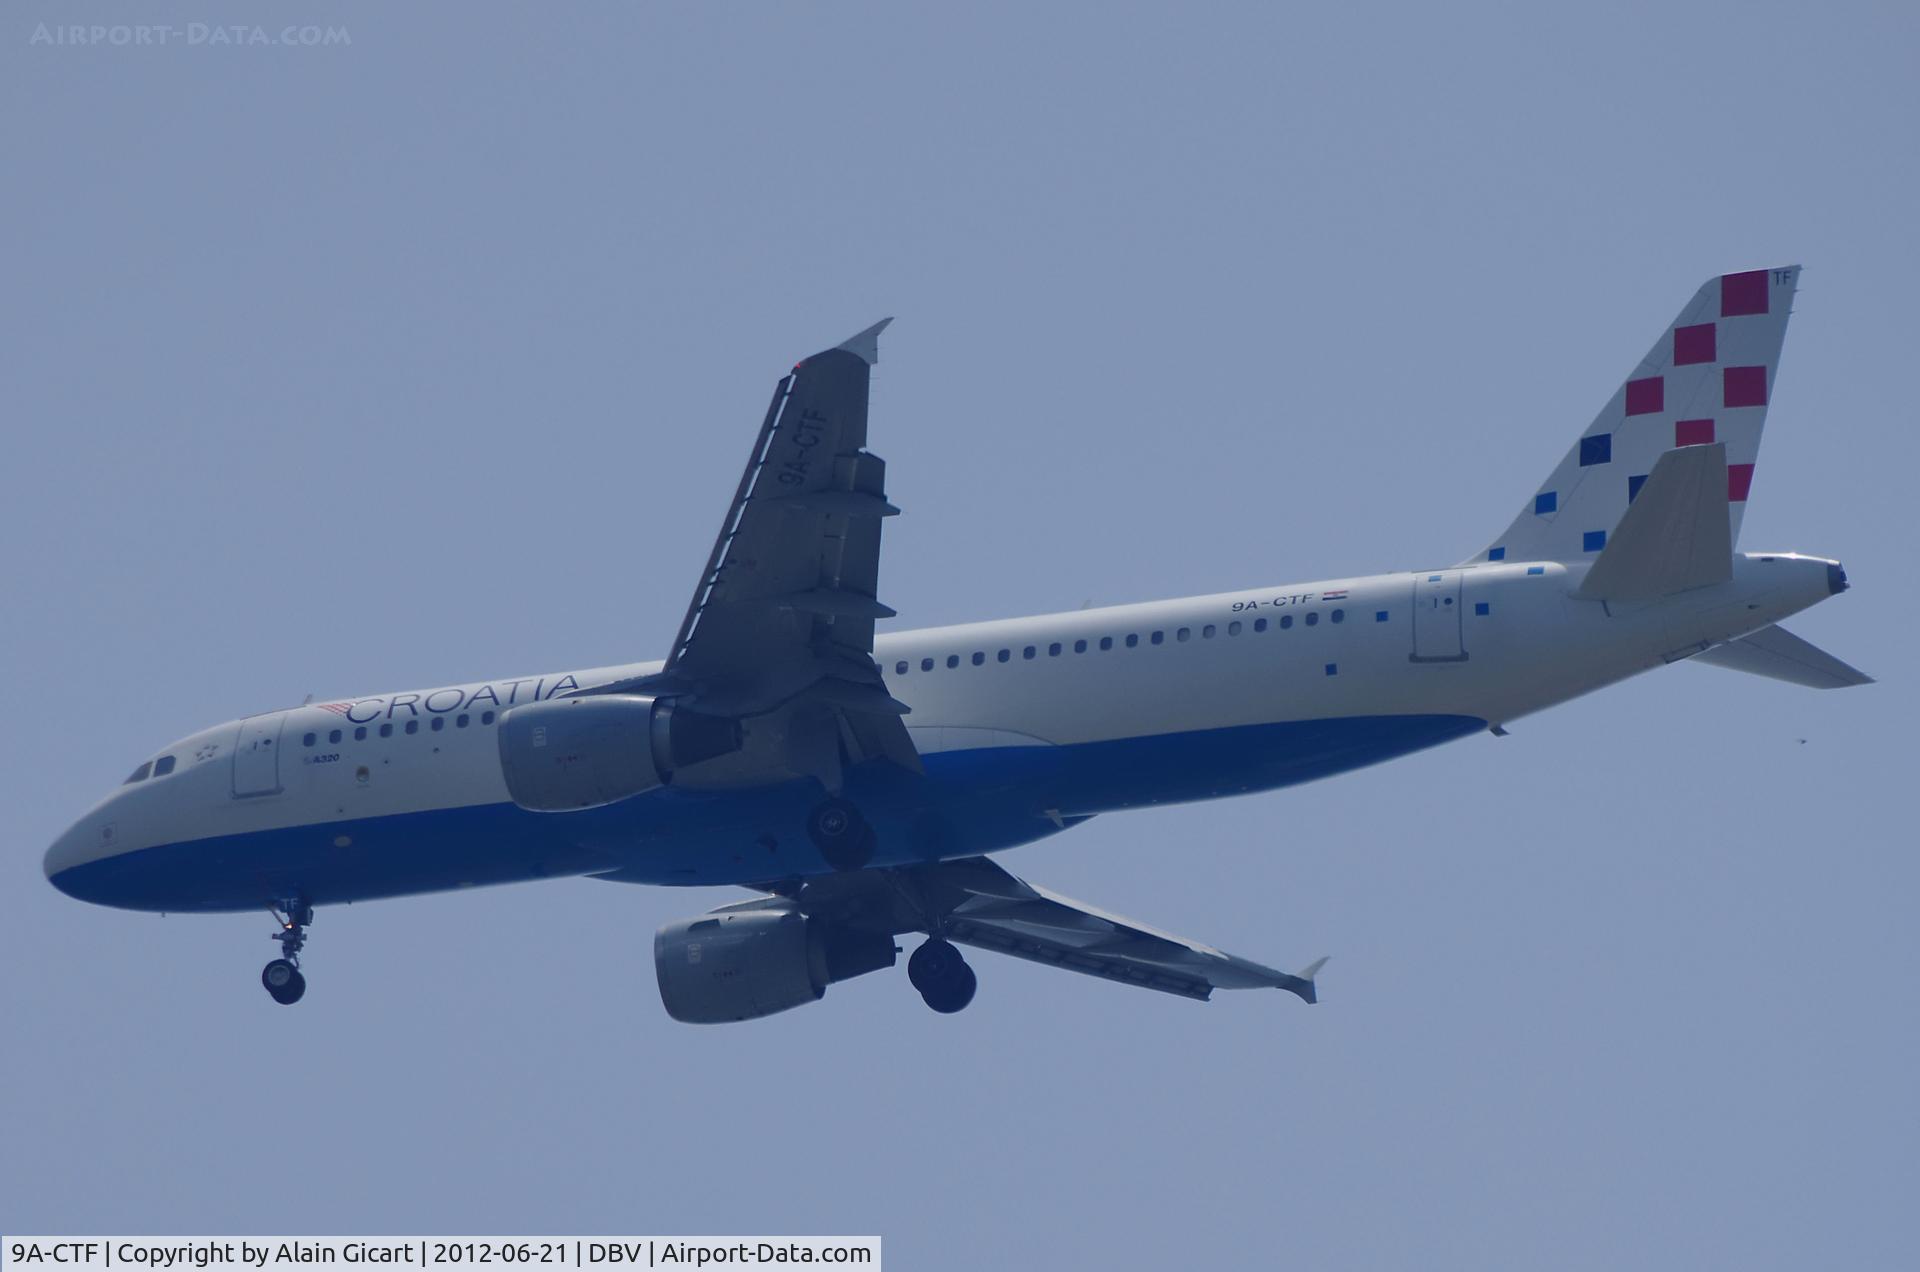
[45, 552, 1840, 912]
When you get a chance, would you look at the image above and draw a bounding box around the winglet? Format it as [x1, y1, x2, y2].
[835, 317, 894, 365]
[1277, 956, 1330, 1005]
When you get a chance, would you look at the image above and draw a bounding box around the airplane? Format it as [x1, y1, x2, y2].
[45, 266, 1870, 1021]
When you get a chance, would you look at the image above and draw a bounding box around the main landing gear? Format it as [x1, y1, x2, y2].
[806, 797, 876, 872]
[908, 937, 977, 1014]
[262, 899, 311, 1006]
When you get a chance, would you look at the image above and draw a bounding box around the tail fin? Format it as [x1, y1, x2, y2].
[1465, 267, 1799, 566]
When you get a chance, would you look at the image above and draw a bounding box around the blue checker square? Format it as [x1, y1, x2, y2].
[1487, 546, 1506, 561]
[1628, 473, 1648, 503]
[1583, 529, 1606, 552]
[1375, 610, 1389, 622]
[1324, 663, 1338, 676]
[1527, 565, 1545, 576]
[1474, 601, 1490, 615]
[1534, 491, 1557, 515]
[1579, 433, 1613, 466]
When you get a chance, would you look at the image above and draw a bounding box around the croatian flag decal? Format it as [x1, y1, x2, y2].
[1321, 590, 1349, 601]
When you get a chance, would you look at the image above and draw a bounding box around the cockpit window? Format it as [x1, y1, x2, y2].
[152, 755, 176, 777]
[124, 761, 152, 784]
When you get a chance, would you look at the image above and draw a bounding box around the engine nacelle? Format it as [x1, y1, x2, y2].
[496, 694, 741, 812]
[654, 908, 898, 1024]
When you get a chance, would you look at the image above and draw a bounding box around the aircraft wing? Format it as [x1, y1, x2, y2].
[755, 855, 1326, 1004]
[583, 320, 919, 778]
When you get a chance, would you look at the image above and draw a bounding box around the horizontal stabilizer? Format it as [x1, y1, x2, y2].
[1575, 443, 1732, 601]
[1689, 624, 1874, 689]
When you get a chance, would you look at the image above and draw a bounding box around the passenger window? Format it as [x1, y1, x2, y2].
[1099, 636, 1113, 651]
[405, 720, 419, 735]
[1280, 615, 1293, 629]
[1202, 624, 1216, 639]
[124, 761, 152, 784]
[431, 717, 446, 731]
[1177, 627, 1191, 642]
[1023, 646, 1037, 660]
[1228, 621, 1242, 636]
[1254, 617, 1267, 632]
[1125, 633, 1139, 648]
[380, 723, 394, 738]
[1306, 612, 1319, 627]
[1048, 642, 1062, 656]
[1331, 608, 1345, 623]
[971, 652, 985, 666]
[481, 711, 496, 725]
[998, 649, 1011, 662]
[1074, 639, 1088, 653]
[895, 661, 908, 675]
[1151, 631, 1164, 645]
[328, 729, 342, 744]
[947, 655, 960, 669]
[921, 658, 934, 672]
[353, 727, 367, 741]
[456, 714, 470, 728]
[303, 732, 317, 747]
[152, 755, 176, 776]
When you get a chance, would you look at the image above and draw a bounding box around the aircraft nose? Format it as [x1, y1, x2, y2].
[46, 824, 88, 892]
[44, 814, 121, 900]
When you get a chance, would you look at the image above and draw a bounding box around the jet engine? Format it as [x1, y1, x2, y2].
[654, 907, 898, 1023]
[496, 694, 741, 812]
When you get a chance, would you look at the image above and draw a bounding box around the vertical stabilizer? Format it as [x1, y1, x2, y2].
[1464, 268, 1798, 566]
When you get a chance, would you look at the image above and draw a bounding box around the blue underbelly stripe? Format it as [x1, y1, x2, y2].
[50, 714, 1484, 912]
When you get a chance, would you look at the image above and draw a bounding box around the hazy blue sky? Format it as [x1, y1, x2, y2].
[3, 3, 1914, 1267]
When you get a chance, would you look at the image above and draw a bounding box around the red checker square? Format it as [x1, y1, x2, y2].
[1727, 463, 1755, 502]
[1721, 270, 1770, 316]
[1624, 376, 1664, 415]
[1724, 365, 1768, 408]
[1673, 323, 1716, 365]
[1675, 418, 1715, 447]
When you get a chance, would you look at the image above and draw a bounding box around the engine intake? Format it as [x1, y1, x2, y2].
[655, 908, 897, 1024]
[496, 694, 741, 812]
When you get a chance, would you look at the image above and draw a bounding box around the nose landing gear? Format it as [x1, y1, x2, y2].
[908, 937, 977, 1014]
[262, 899, 311, 1005]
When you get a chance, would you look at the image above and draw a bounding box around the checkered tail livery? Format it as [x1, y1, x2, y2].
[1467, 267, 1798, 567]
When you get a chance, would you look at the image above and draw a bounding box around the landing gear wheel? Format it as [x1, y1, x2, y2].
[806, 798, 875, 871]
[908, 937, 963, 990]
[923, 962, 976, 1014]
[261, 958, 306, 1005]
[909, 938, 977, 1014]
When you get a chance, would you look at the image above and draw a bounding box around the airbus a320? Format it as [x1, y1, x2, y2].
[47, 267, 1869, 1021]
